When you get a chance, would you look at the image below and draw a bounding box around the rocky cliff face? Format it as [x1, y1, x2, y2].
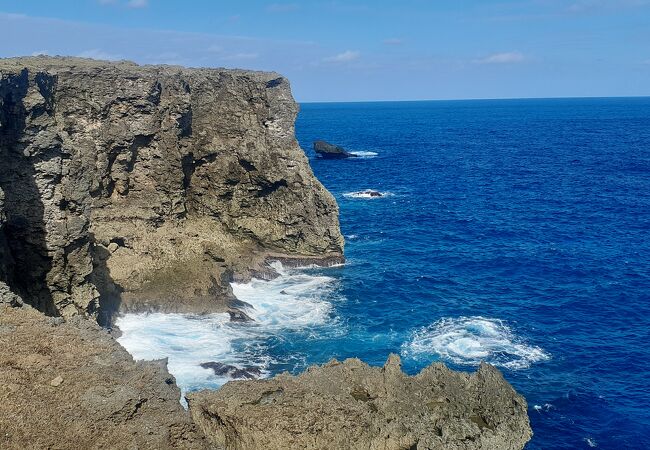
[0, 56, 343, 320]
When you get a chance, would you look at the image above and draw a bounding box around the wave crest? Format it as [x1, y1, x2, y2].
[349, 151, 378, 157]
[401, 316, 549, 370]
[117, 262, 340, 398]
[343, 189, 393, 199]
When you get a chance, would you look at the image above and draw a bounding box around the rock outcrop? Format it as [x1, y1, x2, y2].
[0, 293, 209, 450]
[313, 140, 358, 158]
[0, 56, 344, 321]
[188, 356, 533, 450]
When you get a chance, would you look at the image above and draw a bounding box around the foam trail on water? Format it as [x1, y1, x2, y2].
[343, 189, 393, 199]
[401, 316, 549, 370]
[349, 150, 378, 157]
[116, 262, 339, 398]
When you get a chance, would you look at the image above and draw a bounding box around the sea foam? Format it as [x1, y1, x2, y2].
[401, 316, 549, 370]
[116, 262, 339, 397]
[348, 150, 378, 157]
[343, 189, 393, 199]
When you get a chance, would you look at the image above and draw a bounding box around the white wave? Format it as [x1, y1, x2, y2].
[116, 262, 339, 399]
[343, 189, 393, 199]
[401, 316, 549, 370]
[349, 151, 378, 157]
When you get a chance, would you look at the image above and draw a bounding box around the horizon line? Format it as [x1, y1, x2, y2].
[298, 95, 650, 104]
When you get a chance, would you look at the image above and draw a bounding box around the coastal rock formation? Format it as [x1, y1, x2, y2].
[0, 58, 532, 450]
[188, 355, 533, 450]
[0, 56, 344, 321]
[313, 140, 358, 158]
[0, 295, 209, 450]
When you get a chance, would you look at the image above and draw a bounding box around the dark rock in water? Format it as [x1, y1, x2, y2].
[313, 140, 358, 159]
[228, 308, 253, 322]
[348, 190, 384, 198]
[200, 362, 261, 379]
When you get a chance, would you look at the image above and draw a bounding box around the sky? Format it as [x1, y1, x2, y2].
[0, 0, 649, 102]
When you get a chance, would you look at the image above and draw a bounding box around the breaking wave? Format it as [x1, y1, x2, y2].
[401, 316, 549, 370]
[343, 189, 393, 199]
[116, 262, 340, 397]
[349, 151, 378, 157]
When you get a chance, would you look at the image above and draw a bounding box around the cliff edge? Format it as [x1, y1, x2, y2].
[0, 56, 343, 321]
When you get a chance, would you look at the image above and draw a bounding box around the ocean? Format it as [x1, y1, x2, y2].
[118, 98, 650, 449]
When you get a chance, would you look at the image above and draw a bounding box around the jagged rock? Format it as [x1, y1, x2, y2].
[0, 56, 344, 321]
[0, 296, 209, 449]
[188, 355, 532, 450]
[313, 140, 358, 159]
[227, 308, 254, 322]
[200, 362, 262, 379]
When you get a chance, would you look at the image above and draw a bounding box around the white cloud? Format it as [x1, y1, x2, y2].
[476, 51, 525, 64]
[323, 50, 360, 63]
[77, 49, 122, 61]
[31, 50, 50, 56]
[383, 38, 404, 46]
[127, 0, 148, 9]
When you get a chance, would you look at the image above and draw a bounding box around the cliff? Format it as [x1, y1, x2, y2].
[0, 56, 343, 321]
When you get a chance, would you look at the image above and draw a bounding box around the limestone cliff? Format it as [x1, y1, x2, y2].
[0, 56, 343, 320]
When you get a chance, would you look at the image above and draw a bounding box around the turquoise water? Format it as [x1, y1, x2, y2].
[118, 98, 650, 449]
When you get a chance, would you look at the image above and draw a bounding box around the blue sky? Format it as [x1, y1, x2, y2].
[0, 0, 649, 101]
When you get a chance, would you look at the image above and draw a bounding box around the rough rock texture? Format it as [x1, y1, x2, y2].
[0, 56, 343, 320]
[188, 355, 532, 450]
[313, 139, 357, 158]
[0, 294, 210, 450]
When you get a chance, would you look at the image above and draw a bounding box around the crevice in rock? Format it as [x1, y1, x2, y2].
[256, 179, 288, 198]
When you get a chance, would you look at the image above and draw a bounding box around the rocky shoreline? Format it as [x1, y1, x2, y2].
[0, 57, 532, 449]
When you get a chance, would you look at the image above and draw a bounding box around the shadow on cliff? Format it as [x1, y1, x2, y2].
[90, 236, 124, 328]
[0, 69, 56, 315]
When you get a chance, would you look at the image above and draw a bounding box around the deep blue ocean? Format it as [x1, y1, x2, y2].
[295, 98, 650, 449]
[118, 98, 650, 449]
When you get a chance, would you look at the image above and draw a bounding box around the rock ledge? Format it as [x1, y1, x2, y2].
[188, 355, 532, 450]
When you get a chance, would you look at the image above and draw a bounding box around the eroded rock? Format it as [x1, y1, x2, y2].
[187, 355, 533, 450]
[313, 140, 358, 159]
[0, 295, 209, 450]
